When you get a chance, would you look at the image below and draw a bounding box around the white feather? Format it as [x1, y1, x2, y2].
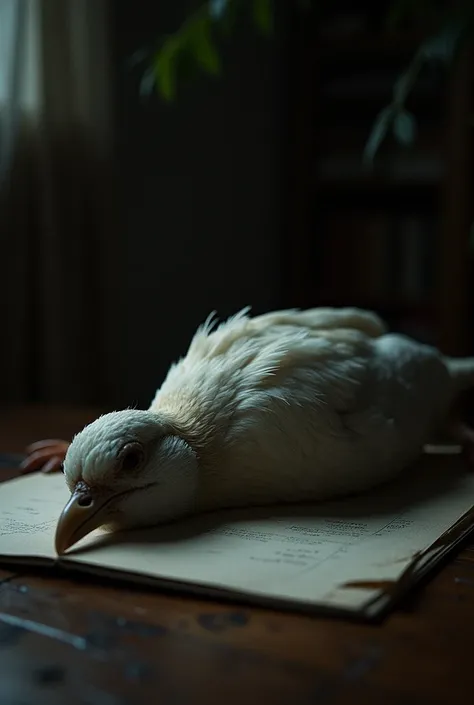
[62, 306, 474, 531]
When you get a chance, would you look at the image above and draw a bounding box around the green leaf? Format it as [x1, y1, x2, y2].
[253, 0, 273, 34]
[421, 20, 463, 62]
[392, 50, 424, 106]
[127, 47, 150, 70]
[363, 106, 396, 165]
[139, 67, 156, 98]
[189, 17, 221, 75]
[153, 38, 180, 101]
[209, 0, 229, 20]
[175, 40, 200, 85]
[393, 109, 417, 145]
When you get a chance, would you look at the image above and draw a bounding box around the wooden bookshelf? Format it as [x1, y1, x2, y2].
[283, 3, 474, 355]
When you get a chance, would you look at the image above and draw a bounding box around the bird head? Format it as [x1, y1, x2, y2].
[54, 409, 198, 554]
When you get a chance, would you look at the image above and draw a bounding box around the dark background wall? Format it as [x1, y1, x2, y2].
[111, 1, 288, 407]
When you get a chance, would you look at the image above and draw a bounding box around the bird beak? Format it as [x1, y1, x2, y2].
[55, 483, 109, 555]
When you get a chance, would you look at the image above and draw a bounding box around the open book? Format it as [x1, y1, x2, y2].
[0, 449, 473, 620]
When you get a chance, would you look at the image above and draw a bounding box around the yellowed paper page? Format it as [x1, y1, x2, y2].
[0, 473, 69, 558]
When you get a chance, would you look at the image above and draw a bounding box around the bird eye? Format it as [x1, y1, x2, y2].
[119, 442, 144, 472]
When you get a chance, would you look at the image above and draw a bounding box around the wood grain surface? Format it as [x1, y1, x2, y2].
[0, 406, 473, 705]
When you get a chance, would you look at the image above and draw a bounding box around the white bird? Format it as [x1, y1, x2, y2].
[21, 306, 474, 554]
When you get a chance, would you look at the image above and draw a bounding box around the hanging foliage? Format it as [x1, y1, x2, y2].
[129, 1, 474, 162]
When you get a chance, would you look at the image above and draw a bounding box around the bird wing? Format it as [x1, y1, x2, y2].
[152, 317, 453, 508]
[173, 306, 386, 368]
[247, 306, 387, 338]
[153, 302, 446, 453]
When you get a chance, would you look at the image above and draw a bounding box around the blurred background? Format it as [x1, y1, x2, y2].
[1, 0, 473, 412]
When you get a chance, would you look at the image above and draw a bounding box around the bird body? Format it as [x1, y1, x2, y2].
[28, 306, 474, 553]
[147, 308, 451, 511]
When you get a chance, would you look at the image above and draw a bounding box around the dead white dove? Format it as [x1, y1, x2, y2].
[21, 306, 474, 554]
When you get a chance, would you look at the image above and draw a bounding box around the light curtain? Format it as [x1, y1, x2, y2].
[0, 0, 119, 405]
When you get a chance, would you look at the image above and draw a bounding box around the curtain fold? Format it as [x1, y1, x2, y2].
[0, 0, 119, 405]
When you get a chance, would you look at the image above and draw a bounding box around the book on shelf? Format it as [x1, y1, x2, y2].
[0, 450, 473, 621]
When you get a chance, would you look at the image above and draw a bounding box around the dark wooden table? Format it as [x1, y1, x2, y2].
[1, 406, 474, 705]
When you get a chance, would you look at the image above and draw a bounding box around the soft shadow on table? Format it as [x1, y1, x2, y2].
[67, 453, 471, 557]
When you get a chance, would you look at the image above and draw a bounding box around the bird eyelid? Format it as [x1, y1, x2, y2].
[118, 441, 145, 473]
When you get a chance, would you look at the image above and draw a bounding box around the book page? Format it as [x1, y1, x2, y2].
[0, 473, 69, 558]
[0, 454, 473, 614]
